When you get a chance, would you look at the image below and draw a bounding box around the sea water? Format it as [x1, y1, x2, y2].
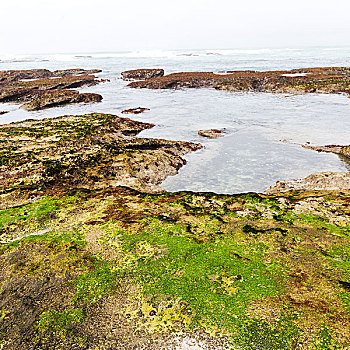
[1, 47, 349, 193]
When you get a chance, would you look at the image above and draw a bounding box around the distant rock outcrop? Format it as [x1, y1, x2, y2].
[121, 68, 164, 81]
[127, 67, 350, 98]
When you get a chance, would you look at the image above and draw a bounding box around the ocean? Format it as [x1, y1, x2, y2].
[1, 47, 350, 193]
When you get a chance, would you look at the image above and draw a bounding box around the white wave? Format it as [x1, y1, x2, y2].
[42, 54, 78, 62]
[0, 54, 37, 62]
[206, 49, 271, 55]
[87, 50, 178, 59]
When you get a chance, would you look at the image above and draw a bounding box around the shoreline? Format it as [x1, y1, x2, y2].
[0, 68, 350, 349]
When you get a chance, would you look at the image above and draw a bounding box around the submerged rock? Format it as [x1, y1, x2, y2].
[122, 107, 150, 114]
[121, 68, 164, 81]
[198, 129, 225, 138]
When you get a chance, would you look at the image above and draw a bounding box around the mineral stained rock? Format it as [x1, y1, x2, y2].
[0, 113, 201, 193]
[265, 171, 350, 194]
[121, 68, 164, 81]
[122, 107, 150, 114]
[0, 69, 103, 111]
[198, 129, 224, 138]
[127, 67, 350, 97]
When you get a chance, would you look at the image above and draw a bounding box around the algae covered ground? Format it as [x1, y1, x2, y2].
[0, 113, 350, 349]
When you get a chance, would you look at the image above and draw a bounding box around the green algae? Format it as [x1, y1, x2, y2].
[118, 218, 283, 332]
[36, 308, 85, 339]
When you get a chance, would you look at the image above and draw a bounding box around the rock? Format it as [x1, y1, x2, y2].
[0, 111, 8, 115]
[122, 107, 150, 114]
[302, 144, 350, 159]
[21, 90, 103, 111]
[0, 69, 103, 110]
[198, 129, 225, 138]
[0, 69, 53, 83]
[127, 67, 350, 97]
[53, 69, 102, 77]
[265, 172, 350, 194]
[121, 68, 164, 81]
[0, 113, 202, 193]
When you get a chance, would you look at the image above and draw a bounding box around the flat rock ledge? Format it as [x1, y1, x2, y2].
[198, 129, 225, 138]
[121, 68, 164, 81]
[302, 144, 350, 159]
[122, 107, 150, 114]
[265, 171, 350, 194]
[127, 67, 350, 98]
[0, 68, 104, 111]
[0, 113, 202, 193]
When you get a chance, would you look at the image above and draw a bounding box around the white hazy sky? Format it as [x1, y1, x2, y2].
[1, 0, 350, 54]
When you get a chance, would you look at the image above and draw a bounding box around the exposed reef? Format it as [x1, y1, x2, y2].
[265, 172, 350, 194]
[0, 113, 201, 194]
[302, 143, 350, 159]
[127, 67, 350, 97]
[0, 112, 350, 349]
[0, 69, 104, 111]
[121, 68, 164, 81]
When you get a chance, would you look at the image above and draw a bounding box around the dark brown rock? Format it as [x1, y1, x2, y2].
[0, 69, 53, 83]
[0, 69, 103, 111]
[21, 90, 103, 111]
[122, 107, 150, 114]
[121, 68, 164, 81]
[127, 67, 350, 98]
[0, 111, 8, 115]
[53, 68, 102, 77]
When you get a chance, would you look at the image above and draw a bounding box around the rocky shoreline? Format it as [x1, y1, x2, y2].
[0, 68, 350, 349]
[0, 69, 104, 111]
[125, 67, 350, 97]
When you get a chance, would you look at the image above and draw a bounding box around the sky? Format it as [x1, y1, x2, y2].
[1, 0, 350, 54]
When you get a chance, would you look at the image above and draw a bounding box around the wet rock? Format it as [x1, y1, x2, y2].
[121, 68, 164, 81]
[0, 69, 103, 111]
[0, 111, 8, 115]
[127, 67, 350, 97]
[198, 129, 224, 138]
[265, 172, 350, 194]
[122, 107, 150, 114]
[302, 144, 350, 159]
[0, 69, 102, 83]
[53, 68, 102, 77]
[0, 69, 53, 83]
[21, 90, 103, 111]
[0, 113, 201, 193]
